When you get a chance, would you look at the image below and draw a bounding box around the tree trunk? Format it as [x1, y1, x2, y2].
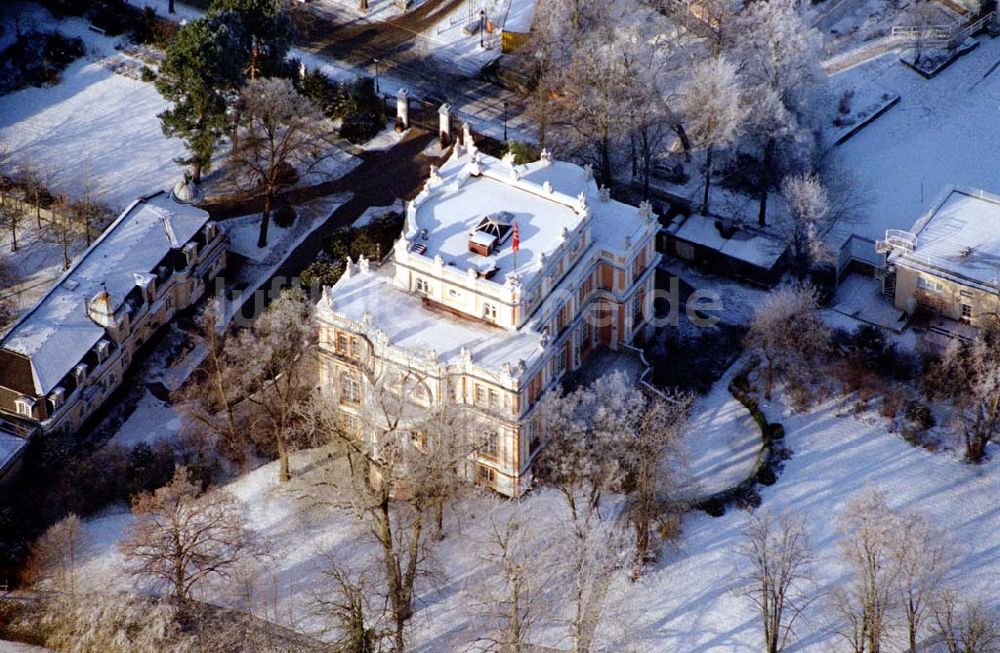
[360, 0, 368, 11]
[168, 0, 175, 13]
[764, 360, 774, 401]
[758, 138, 775, 227]
[600, 135, 612, 188]
[192, 162, 203, 184]
[702, 144, 714, 216]
[277, 433, 290, 482]
[257, 193, 272, 248]
[10, 224, 17, 252]
[34, 191, 41, 228]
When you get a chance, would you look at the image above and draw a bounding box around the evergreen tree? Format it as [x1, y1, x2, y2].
[156, 18, 243, 182]
[209, 0, 293, 81]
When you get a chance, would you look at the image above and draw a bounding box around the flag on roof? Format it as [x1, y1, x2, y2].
[512, 222, 519, 253]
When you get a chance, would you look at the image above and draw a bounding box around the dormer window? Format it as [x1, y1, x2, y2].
[483, 302, 497, 322]
[468, 212, 514, 256]
[204, 221, 218, 241]
[14, 396, 34, 417]
[415, 277, 429, 294]
[49, 387, 66, 411]
[95, 339, 111, 363]
[74, 363, 88, 386]
[182, 242, 198, 267]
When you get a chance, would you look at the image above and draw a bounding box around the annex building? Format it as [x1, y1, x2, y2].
[316, 136, 661, 496]
[878, 186, 1000, 327]
[0, 182, 226, 478]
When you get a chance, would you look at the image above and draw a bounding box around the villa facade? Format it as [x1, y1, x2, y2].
[0, 183, 226, 451]
[316, 135, 660, 496]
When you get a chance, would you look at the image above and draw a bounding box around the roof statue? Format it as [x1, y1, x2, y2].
[170, 176, 203, 205]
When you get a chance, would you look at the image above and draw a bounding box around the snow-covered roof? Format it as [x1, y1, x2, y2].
[0, 192, 210, 396]
[325, 265, 544, 372]
[891, 187, 1000, 291]
[409, 150, 644, 288]
[503, 0, 537, 33]
[667, 213, 786, 270]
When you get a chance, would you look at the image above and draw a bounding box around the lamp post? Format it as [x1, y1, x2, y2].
[373, 56, 380, 94]
[502, 100, 508, 142]
[480, 9, 486, 48]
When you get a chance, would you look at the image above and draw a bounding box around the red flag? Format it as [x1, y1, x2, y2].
[512, 222, 519, 252]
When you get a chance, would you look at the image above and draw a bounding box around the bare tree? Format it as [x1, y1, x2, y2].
[560, 505, 630, 653]
[44, 196, 80, 270]
[726, 0, 826, 226]
[30, 513, 88, 595]
[892, 510, 952, 653]
[933, 592, 1000, 653]
[0, 193, 26, 252]
[535, 373, 633, 524]
[780, 172, 832, 279]
[72, 171, 111, 247]
[834, 487, 898, 653]
[624, 389, 691, 579]
[233, 78, 332, 247]
[120, 466, 269, 601]
[16, 162, 52, 229]
[736, 509, 814, 653]
[745, 284, 829, 401]
[926, 323, 1000, 463]
[178, 299, 247, 469]
[310, 551, 388, 653]
[678, 56, 745, 216]
[468, 503, 556, 652]
[320, 362, 480, 652]
[229, 287, 316, 482]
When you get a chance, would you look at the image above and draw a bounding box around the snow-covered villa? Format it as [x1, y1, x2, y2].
[0, 182, 226, 478]
[316, 135, 661, 496]
[877, 187, 1000, 327]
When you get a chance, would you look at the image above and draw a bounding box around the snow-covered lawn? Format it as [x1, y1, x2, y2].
[0, 16, 186, 209]
[828, 34, 1000, 246]
[682, 359, 759, 497]
[77, 381, 1000, 650]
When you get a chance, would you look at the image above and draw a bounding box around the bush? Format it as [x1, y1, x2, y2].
[0, 31, 84, 95]
[880, 387, 906, 420]
[507, 140, 540, 164]
[905, 401, 935, 430]
[87, 0, 133, 37]
[273, 204, 296, 229]
[139, 66, 157, 82]
[300, 261, 343, 288]
[340, 110, 384, 144]
[323, 212, 403, 263]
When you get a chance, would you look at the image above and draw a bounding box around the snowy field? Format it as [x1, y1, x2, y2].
[76, 371, 1000, 651]
[828, 34, 1000, 246]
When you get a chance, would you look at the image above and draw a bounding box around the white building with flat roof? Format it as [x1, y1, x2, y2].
[317, 137, 660, 495]
[878, 186, 1000, 326]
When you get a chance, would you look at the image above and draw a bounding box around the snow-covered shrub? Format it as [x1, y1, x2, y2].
[34, 593, 195, 653]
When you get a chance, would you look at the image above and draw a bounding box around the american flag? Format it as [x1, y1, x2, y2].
[512, 222, 519, 252]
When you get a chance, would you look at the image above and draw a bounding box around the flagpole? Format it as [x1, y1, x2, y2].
[512, 221, 518, 277]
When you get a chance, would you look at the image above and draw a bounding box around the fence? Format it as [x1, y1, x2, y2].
[890, 11, 995, 45]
